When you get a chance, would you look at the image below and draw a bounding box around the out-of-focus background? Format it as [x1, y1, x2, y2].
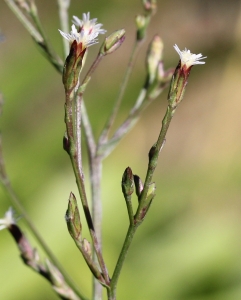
[1, 0, 241, 299]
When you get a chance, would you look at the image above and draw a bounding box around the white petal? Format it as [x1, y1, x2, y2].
[60, 13, 106, 49]
[0, 207, 16, 230]
[174, 44, 206, 68]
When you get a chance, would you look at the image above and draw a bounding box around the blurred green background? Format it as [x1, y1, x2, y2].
[1, 0, 241, 299]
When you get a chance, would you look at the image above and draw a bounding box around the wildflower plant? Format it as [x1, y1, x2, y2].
[0, 1, 206, 300]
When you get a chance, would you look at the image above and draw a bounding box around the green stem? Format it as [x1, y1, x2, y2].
[82, 53, 104, 86]
[57, 0, 70, 57]
[65, 92, 110, 288]
[89, 156, 104, 300]
[29, 6, 63, 72]
[4, 0, 43, 43]
[108, 224, 138, 300]
[136, 105, 176, 221]
[4, 0, 63, 73]
[107, 104, 177, 299]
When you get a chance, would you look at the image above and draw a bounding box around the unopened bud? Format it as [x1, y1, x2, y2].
[142, 0, 157, 15]
[134, 175, 144, 198]
[122, 167, 134, 197]
[83, 238, 92, 257]
[157, 64, 174, 84]
[29, 0, 38, 16]
[135, 15, 149, 41]
[146, 182, 156, 202]
[63, 132, 70, 153]
[15, 0, 30, 13]
[140, 182, 156, 220]
[100, 29, 125, 55]
[65, 192, 82, 240]
[146, 35, 163, 85]
[63, 40, 86, 91]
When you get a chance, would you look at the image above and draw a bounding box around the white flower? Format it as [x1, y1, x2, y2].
[0, 207, 16, 230]
[173, 44, 206, 68]
[59, 12, 106, 49]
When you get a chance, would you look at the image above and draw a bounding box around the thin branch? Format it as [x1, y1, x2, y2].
[4, 0, 43, 43]
[81, 101, 96, 157]
[108, 103, 177, 300]
[57, 0, 71, 57]
[64, 89, 110, 287]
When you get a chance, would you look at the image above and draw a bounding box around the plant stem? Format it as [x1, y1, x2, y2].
[57, 0, 70, 57]
[136, 104, 176, 221]
[4, 0, 63, 72]
[107, 104, 177, 299]
[89, 155, 103, 300]
[108, 224, 138, 300]
[65, 91, 110, 287]
[82, 100, 104, 299]
[4, 0, 43, 43]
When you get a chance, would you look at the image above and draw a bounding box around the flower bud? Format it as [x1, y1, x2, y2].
[62, 40, 86, 91]
[83, 238, 92, 257]
[100, 29, 125, 55]
[146, 35, 163, 85]
[15, 0, 30, 13]
[139, 182, 156, 221]
[29, 0, 38, 16]
[133, 175, 144, 198]
[142, 0, 157, 15]
[135, 14, 149, 41]
[168, 44, 206, 108]
[65, 192, 82, 240]
[63, 132, 70, 153]
[122, 167, 134, 197]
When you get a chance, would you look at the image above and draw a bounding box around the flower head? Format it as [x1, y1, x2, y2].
[173, 44, 206, 69]
[0, 207, 16, 230]
[59, 12, 106, 51]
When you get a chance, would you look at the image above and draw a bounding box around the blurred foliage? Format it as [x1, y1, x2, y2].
[1, 0, 241, 299]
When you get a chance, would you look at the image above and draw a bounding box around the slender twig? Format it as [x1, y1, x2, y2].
[81, 101, 96, 157]
[57, 0, 71, 57]
[89, 155, 103, 300]
[98, 82, 169, 159]
[81, 103, 102, 299]
[75, 95, 83, 177]
[136, 104, 175, 221]
[82, 53, 104, 86]
[108, 224, 138, 300]
[28, 4, 64, 72]
[64, 89, 110, 287]
[4, 0, 63, 73]
[79, 52, 107, 300]
[4, 0, 43, 42]
[99, 40, 143, 143]
[107, 103, 177, 300]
